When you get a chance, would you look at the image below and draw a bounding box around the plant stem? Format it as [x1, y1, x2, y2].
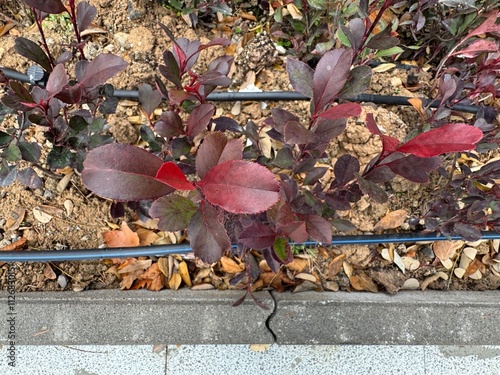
[32, 163, 62, 180]
[66, 1, 87, 60]
[32, 8, 55, 69]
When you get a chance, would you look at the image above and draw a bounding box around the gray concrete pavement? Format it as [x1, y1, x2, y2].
[1, 344, 500, 374]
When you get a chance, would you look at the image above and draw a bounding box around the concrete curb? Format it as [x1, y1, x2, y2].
[1, 290, 498, 345]
[0, 290, 275, 345]
[269, 291, 500, 345]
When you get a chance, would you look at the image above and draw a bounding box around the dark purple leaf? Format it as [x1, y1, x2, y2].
[46, 63, 68, 97]
[76, 1, 97, 32]
[271, 108, 300, 133]
[262, 248, 281, 273]
[79, 54, 128, 88]
[284, 121, 317, 144]
[286, 57, 314, 98]
[188, 201, 231, 263]
[238, 224, 277, 250]
[160, 50, 182, 88]
[22, 0, 66, 14]
[150, 195, 198, 231]
[331, 218, 357, 232]
[273, 148, 295, 169]
[386, 155, 441, 183]
[155, 110, 184, 138]
[56, 84, 82, 105]
[438, 74, 458, 106]
[197, 160, 280, 214]
[82, 144, 174, 201]
[0, 162, 17, 187]
[396, 123, 483, 157]
[475, 160, 500, 179]
[213, 117, 243, 132]
[347, 18, 365, 50]
[155, 162, 194, 191]
[207, 56, 233, 76]
[356, 173, 388, 203]
[175, 38, 200, 72]
[195, 131, 242, 179]
[200, 71, 232, 87]
[301, 214, 332, 243]
[17, 167, 42, 189]
[366, 26, 399, 50]
[333, 154, 360, 187]
[138, 84, 163, 117]
[325, 192, 352, 211]
[312, 118, 346, 141]
[339, 65, 372, 99]
[312, 49, 354, 113]
[186, 103, 215, 137]
[14, 37, 52, 72]
[198, 38, 231, 52]
[453, 223, 482, 242]
[303, 167, 327, 185]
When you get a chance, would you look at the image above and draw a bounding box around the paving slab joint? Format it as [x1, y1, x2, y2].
[264, 291, 277, 342]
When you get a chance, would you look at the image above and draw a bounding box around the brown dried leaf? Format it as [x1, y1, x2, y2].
[0, 237, 27, 251]
[168, 272, 182, 290]
[464, 259, 481, 278]
[287, 258, 309, 273]
[103, 222, 140, 248]
[220, 256, 244, 274]
[349, 271, 378, 293]
[421, 271, 448, 291]
[6, 207, 26, 231]
[136, 227, 159, 246]
[408, 97, 426, 118]
[157, 257, 169, 278]
[137, 263, 165, 291]
[178, 261, 192, 287]
[33, 207, 53, 223]
[373, 209, 407, 231]
[0, 22, 15, 37]
[327, 254, 346, 279]
[118, 258, 152, 274]
[44, 264, 57, 280]
[295, 273, 317, 282]
[191, 283, 215, 290]
[433, 240, 463, 261]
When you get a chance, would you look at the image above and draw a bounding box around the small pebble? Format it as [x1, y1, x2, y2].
[57, 274, 68, 289]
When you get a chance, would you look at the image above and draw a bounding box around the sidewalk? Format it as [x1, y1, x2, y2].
[1, 344, 500, 374]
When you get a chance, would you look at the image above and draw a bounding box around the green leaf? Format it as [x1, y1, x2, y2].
[336, 28, 352, 47]
[47, 146, 73, 169]
[150, 195, 198, 231]
[0, 131, 12, 146]
[18, 141, 41, 163]
[273, 237, 293, 264]
[374, 46, 404, 58]
[3, 143, 21, 162]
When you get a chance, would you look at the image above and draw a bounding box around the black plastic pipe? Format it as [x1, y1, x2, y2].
[0, 66, 486, 114]
[1, 231, 499, 262]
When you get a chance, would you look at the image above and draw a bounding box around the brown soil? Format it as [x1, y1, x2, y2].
[0, 0, 498, 295]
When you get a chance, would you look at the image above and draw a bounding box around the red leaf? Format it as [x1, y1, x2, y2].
[280, 221, 308, 243]
[466, 12, 500, 39]
[46, 63, 68, 97]
[195, 132, 242, 179]
[318, 102, 362, 120]
[302, 214, 332, 244]
[79, 54, 128, 88]
[452, 39, 498, 58]
[82, 144, 174, 201]
[365, 113, 399, 153]
[188, 202, 230, 263]
[284, 121, 317, 144]
[186, 103, 215, 137]
[313, 49, 353, 114]
[238, 224, 277, 250]
[197, 160, 280, 214]
[155, 162, 194, 191]
[396, 123, 483, 157]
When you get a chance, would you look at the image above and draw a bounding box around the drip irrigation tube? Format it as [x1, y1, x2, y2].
[0, 66, 487, 114]
[1, 232, 499, 262]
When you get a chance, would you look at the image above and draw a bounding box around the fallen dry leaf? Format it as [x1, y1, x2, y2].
[433, 240, 463, 262]
[168, 272, 182, 290]
[178, 261, 192, 287]
[421, 271, 448, 291]
[327, 254, 346, 279]
[136, 227, 159, 246]
[6, 207, 26, 231]
[118, 258, 152, 274]
[44, 264, 57, 280]
[287, 258, 309, 273]
[349, 271, 378, 293]
[220, 256, 244, 274]
[249, 344, 271, 352]
[0, 21, 15, 37]
[157, 257, 169, 278]
[408, 97, 426, 119]
[103, 222, 140, 248]
[137, 263, 165, 291]
[373, 209, 407, 231]
[33, 207, 53, 223]
[295, 273, 317, 282]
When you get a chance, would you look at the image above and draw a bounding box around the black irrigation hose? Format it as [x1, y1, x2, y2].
[0, 66, 487, 114]
[1, 232, 500, 262]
